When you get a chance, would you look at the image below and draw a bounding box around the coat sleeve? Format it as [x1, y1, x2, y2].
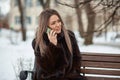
[68, 31, 82, 73]
[32, 39, 39, 56]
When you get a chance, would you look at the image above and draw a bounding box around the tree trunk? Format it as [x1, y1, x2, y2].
[39, 0, 50, 9]
[74, 0, 84, 38]
[84, 0, 96, 45]
[18, 0, 26, 41]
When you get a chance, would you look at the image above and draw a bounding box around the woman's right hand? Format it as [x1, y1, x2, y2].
[47, 30, 57, 46]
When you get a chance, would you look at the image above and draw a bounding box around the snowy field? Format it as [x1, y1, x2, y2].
[0, 29, 120, 80]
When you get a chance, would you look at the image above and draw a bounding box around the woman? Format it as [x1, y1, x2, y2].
[32, 9, 87, 80]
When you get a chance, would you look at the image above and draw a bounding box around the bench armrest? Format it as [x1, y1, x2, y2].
[19, 70, 34, 80]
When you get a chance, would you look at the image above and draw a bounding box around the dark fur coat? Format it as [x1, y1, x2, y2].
[32, 30, 86, 80]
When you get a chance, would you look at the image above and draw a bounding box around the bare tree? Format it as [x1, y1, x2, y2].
[38, 0, 50, 9]
[56, 0, 120, 45]
[56, 0, 95, 45]
[95, 0, 120, 32]
[74, 0, 84, 38]
[18, 0, 26, 41]
[84, 0, 96, 45]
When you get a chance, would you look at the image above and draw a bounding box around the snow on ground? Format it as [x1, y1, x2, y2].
[0, 29, 35, 80]
[0, 29, 120, 80]
[74, 31, 120, 54]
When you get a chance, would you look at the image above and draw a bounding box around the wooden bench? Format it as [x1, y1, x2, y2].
[81, 52, 120, 80]
[19, 52, 120, 80]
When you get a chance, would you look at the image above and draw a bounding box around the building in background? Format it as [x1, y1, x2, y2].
[9, 0, 43, 30]
[9, 0, 120, 32]
[9, 0, 79, 31]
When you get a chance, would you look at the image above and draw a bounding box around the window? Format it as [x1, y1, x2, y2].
[25, 0, 32, 7]
[36, 0, 41, 6]
[14, 0, 18, 6]
[36, 16, 39, 24]
[26, 16, 31, 25]
[15, 16, 20, 24]
[15, 16, 31, 25]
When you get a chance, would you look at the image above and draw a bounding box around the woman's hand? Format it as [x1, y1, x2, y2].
[47, 30, 57, 46]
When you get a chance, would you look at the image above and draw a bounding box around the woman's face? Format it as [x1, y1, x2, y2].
[48, 15, 62, 34]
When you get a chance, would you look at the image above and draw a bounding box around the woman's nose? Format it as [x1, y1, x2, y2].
[56, 22, 60, 27]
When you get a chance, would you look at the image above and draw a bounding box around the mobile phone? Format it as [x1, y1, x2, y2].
[46, 27, 51, 34]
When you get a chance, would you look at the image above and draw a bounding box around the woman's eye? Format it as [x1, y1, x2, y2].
[51, 20, 61, 25]
[51, 22, 55, 25]
[57, 20, 61, 22]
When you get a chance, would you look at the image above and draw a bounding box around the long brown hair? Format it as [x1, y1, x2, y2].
[35, 9, 72, 56]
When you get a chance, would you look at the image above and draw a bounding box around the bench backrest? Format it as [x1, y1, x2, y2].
[81, 52, 120, 80]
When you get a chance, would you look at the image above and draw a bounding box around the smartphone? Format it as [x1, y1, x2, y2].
[46, 27, 51, 34]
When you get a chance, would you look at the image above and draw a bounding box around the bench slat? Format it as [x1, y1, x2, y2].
[81, 69, 120, 76]
[86, 76, 120, 80]
[82, 55, 120, 62]
[81, 61, 120, 69]
[81, 52, 120, 57]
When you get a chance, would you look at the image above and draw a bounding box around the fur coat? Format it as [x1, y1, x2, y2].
[32, 30, 87, 80]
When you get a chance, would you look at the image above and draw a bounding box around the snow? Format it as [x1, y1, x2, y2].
[0, 29, 120, 80]
[74, 31, 120, 54]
